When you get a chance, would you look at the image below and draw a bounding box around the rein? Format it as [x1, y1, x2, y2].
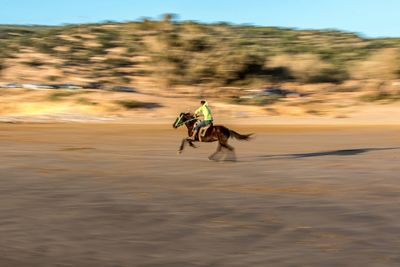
[184, 118, 197, 124]
[175, 116, 198, 128]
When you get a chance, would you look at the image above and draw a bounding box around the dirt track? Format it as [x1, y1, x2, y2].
[1, 123, 400, 266]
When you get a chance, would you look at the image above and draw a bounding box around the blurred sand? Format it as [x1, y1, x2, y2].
[1, 88, 400, 125]
[1, 123, 400, 266]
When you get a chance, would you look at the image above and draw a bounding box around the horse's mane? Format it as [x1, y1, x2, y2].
[182, 112, 195, 117]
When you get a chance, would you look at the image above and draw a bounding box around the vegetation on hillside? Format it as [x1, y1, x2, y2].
[1, 15, 400, 89]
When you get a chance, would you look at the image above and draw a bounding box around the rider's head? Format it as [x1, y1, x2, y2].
[200, 100, 206, 105]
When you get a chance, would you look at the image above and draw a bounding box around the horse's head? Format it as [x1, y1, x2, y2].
[172, 112, 195, 128]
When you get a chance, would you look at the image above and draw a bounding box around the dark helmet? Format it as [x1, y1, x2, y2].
[200, 100, 206, 104]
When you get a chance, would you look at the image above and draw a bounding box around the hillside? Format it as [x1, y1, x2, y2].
[1, 17, 400, 123]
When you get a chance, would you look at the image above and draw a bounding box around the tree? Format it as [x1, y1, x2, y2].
[162, 13, 178, 24]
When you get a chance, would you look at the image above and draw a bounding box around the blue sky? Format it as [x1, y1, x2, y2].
[1, 0, 399, 38]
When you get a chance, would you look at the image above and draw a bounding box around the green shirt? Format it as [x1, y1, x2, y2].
[195, 101, 213, 121]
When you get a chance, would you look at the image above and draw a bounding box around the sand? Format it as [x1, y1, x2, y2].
[1, 123, 400, 266]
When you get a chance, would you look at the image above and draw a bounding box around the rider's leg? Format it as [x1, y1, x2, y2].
[188, 121, 204, 140]
[188, 127, 199, 140]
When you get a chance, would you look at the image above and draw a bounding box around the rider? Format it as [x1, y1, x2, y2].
[188, 100, 213, 140]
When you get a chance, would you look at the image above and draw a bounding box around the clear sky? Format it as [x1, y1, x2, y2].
[1, 0, 399, 38]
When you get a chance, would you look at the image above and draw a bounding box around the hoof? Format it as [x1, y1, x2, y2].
[208, 156, 217, 161]
[177, 150, 182, 155]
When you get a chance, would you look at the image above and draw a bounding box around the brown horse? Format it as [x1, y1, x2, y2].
[172, 112, 252, 160]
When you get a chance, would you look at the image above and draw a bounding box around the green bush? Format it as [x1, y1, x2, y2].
[116, 100, 161, 109]
[76, 97, 98, 105]
[184, 37, 210, 52]
[89, 46, 107, 56]
[3, 20, 400, 90]
[158, 31, 182, 48]
[137, 18, 160, 31]
[307, 67, 349, 84]
[35, 42, 54, 54]
[47, 75, 60, 82]
[65, 52, 92, 65]
[23, 59, 45, 67]
[0, 60, 4, 75]
[97, 29, 120, 49]
[47, 91, 87, 101]
[104, 57, 133, 68]
[117, 76, 131, 84]
[229, 95, 281, 106]
[18, 37, 32, 47]
[359, 92, 400, 102]
[214, 51, 267, 84]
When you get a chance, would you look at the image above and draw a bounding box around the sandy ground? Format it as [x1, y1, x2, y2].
[1, 123, 400, 266]
[1, 88, 400, 125]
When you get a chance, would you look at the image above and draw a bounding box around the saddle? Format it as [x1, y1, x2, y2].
[194, 122, 213, 141]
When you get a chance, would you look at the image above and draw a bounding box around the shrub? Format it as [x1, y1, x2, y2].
[137, 18, 159, 31]
[0, 60, 4, 75]
[104, 57, 133, 68]
[359, 92, 400, 102]
[35, 42, 54, 54]
[184, 37, 210, 52]
[76, 97, 98, 105]
[115, 100, 161, 109]
[229, 95, 281, 106]
[267, 53, 348, 83]
[349, 48, 399, 80]
[214, 51, 267, 84]
[47, 75, 60, 82]
[159, 31, 182, 48]
[47, 91, 86, 101]
[117, 76, 132, 84]
[97, 29, 120, 49]
[18, 37, 32, 47]
[66, 53, 92, 65]
[23, 59, 45, 67]
[90, 46, 107, 56]
[307, 67, 349, 84]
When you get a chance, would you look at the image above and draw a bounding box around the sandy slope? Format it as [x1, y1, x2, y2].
[0, 88, 400, 125]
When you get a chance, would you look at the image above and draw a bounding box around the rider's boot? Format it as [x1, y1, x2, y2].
[188, 129, 197, 141]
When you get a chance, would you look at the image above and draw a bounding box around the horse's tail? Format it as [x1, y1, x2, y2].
[229, 129, 253, 141]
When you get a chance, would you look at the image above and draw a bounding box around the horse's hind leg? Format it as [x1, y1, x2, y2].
[208, 143, 222, 161]
[222, 143, 234, 151]
[221, 143, 236, 162]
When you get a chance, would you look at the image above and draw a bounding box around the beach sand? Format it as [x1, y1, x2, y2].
[1, 123, 399, 266]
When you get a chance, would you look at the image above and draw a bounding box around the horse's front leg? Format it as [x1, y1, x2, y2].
[188, 140, 197, 148]
[178, 138, 188, 154]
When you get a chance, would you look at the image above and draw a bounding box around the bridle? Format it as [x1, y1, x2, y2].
[174, 114, 198, 128]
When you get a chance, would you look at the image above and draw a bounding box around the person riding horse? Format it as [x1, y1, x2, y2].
[188, 100, 213, 141]
[173, 109, 252, 160]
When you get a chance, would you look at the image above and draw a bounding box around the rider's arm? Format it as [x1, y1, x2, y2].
[194, 106, 203, 116]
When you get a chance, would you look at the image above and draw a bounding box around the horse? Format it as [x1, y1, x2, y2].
[172, 112, 252, 161]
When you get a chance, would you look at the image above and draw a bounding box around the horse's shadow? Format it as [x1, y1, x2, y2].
[255, 147, 400, 161]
